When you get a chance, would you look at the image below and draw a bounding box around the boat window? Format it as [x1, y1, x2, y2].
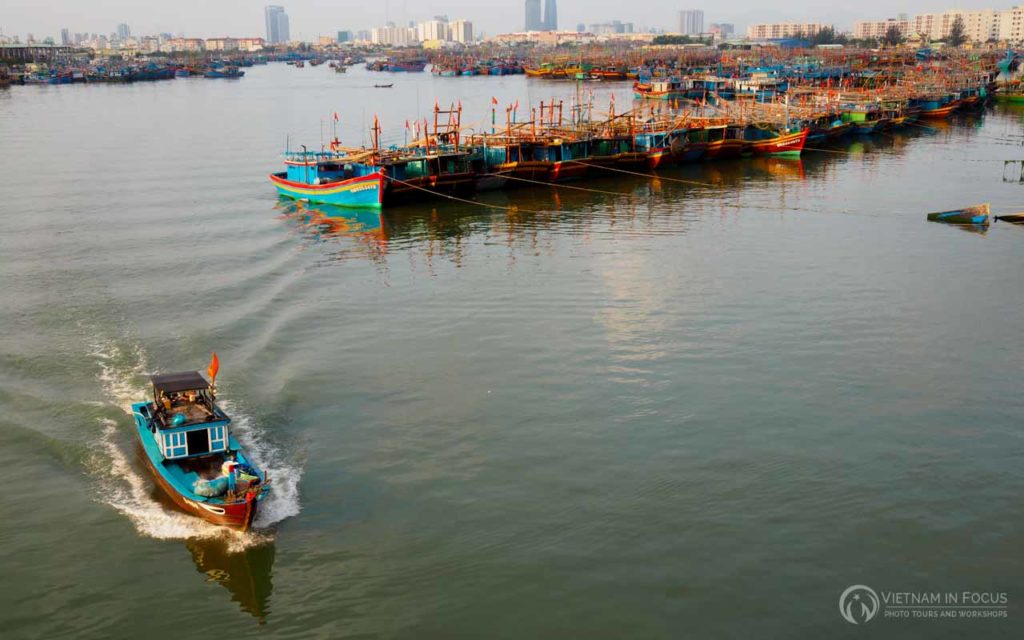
[209, 425, 227, 452]
[186, 429, 210, 456]
[164, 431, 187, 458]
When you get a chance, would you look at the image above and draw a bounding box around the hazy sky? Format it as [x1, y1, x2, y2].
[2, 0, 1013, 40]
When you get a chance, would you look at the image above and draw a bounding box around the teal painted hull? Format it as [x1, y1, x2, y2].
[270, 171, 384, 208]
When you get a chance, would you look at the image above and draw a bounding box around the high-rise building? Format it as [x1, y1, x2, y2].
[337, 30, 352, 43]
[277, 12, 290, 43]
[116, 23, 130, 40]
[543, 0, 558, 31]
[417, 19, 450, 41]
[525, 0, 543, 31]
[451, 20, 474, 43]
[265, 5, 290, 44]
[60, 28, 71, 45]
[678, 10, 704, 35]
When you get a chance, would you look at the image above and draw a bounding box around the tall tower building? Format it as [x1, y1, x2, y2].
[116, 23, 131, 40]
[525, 0, 542, 31]
[678, 9, 704, 35]
[543, 0, 558, 31]
[265, 5, 290, 44]
[277, 11, 290, 42]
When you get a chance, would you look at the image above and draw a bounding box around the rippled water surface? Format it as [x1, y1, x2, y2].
[2, 64, 1024, 638]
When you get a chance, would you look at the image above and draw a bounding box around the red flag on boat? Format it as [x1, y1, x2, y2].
[491, 96, 498, 105]
[207, 352, 220, 383]
[513, 99, 519, 110]
[405, 119, 410, 129]
[333, 112, 339, 122]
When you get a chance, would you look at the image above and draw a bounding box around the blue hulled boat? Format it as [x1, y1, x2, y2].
[205, 66, 245, 79]
[131, 358, 269, 531]
[926, 203, 990, 226]
[269, 150, 385, 208]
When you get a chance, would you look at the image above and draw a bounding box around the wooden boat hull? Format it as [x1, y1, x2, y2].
[270, 171, 385, 208]
[926, 203, 990, 225]
[745, 129, 808, 157]
[492, 160, 554, 182]
[994, 212, 1024, 223]
[703, 139, 745, 161]
[920, 101, 960, 119]
[581, 153, 648, 173]
[385, 172, 476, 201]
[675, 141, 707, 163]
[141, 447, 260, 530]
[854, 121, 882, 135]
[646, 148, 673, 169]
[826, 122, 855, 139]
[548, 161, 588, 182]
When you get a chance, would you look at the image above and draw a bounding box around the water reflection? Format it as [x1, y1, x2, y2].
[186, 537, 276, 623]
[928, 221, 990, 236]
[277, 200, 389, 263]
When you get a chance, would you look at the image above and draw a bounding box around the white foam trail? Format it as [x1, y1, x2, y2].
[218, 401, 303, 528]
[87, 339, 300, 548]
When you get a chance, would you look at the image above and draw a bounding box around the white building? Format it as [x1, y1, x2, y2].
[371, 25, 417, 45]
[746, 23, 830, 39]
[370, 18, 473, 45]
[853, 18, 911, 39]
[450, 20, 473, 43]
[417, 19, 450, 42]
[855, 6, 1024, 44]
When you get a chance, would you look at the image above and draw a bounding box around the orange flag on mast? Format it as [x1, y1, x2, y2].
[208, 352, 220, 383]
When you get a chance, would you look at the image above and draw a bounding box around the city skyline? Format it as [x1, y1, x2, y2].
[2, 1, 1020, 41]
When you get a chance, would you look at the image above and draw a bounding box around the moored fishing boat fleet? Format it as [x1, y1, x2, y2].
[269, 68, 997, 209]
[10, 58, 262, 84]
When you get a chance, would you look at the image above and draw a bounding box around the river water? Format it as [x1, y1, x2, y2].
[1, 62, 1023, 638]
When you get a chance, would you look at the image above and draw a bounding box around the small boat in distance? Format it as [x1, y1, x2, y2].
[204, 67, 245, 79]
[994, 212, 1024, 223]
[374, 83, 393, 88]
[926, 203, 990, 225]
[131, 354, 269, 531]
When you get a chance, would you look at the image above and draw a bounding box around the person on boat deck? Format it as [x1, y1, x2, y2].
[221, 459, 259, 495]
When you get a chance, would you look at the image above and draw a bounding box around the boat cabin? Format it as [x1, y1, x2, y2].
[284, 152, 380, 186]
[145, 371, 230, 461]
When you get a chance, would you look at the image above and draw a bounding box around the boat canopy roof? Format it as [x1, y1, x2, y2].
[151, 371, 211, 394]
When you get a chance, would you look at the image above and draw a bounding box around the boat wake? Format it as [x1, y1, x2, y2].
[87, 340, 301, 549]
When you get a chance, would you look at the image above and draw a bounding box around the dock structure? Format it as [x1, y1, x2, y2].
[0, 43, 73, 62]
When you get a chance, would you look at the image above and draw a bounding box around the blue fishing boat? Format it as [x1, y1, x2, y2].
[270, 150, 385, 208]
[387, 59, 427, 72]
[926, 203, 990, 225]
[205, 66, 245, 79]
[131, 356, 269, 531]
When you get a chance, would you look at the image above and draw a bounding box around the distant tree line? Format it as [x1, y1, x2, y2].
[652, 35, 712, 46]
